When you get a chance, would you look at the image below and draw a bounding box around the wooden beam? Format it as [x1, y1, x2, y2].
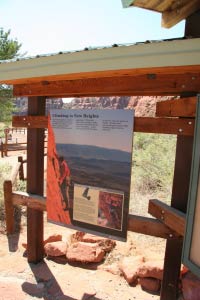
[13, 72, 200, 97]
[128, 214, 180, 239]
[10, 190, 179, 239]
[13, 116, 48, 128]
[162, 0, 200, 28]
[2, 65, 200, 86]
[124, 0, 172, 12]
[12, 115, 195, 136]
[156, 97, 197, 117]
[134, 117, 194, 136]
[148, 199, 185, 236]
[12, 192, 46, 211]
[26, 96, 46, 263]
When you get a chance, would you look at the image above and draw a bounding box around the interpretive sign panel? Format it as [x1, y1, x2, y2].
[182, 97, 200, 278]
[47, 109, 134, 240]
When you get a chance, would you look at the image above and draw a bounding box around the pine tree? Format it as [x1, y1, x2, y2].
[0, 28, 22, 123]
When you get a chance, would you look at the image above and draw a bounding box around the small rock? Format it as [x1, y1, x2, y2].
[44, 234, 62, 245]
[72, 232, 116, 252]
[71, 231, 85, 243]
[139, 277, 161, 293]
[137, 260, 164, 280]
[182, 271, 200, 300]
[44, 241, 68, 256]
[66, 242, 105, 263]
[119, 256, 145, 284]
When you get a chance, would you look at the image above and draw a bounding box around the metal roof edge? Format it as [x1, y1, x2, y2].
[0, 38, 199, 84]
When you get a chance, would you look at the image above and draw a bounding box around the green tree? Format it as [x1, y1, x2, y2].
[0, 28, 21, 60]
[0, 28, 22, 124]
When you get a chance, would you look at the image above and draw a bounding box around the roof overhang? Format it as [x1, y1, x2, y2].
[0, 38, 200, 97]
[0, 38, 200, 86]
[121, 0, 200, 28]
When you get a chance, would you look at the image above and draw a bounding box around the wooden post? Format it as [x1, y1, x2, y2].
[18, 156, 25, 181]
[27, 96, 46, 263]
[1, 141, 4, 158]
[160, 135, 194, 300]
[185, 9, 200, 37]
[160, 10, 199, 299]
[4, 180, 14, 234]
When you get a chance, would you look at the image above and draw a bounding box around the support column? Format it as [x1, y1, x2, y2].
[185, 9, 200, 38]
[27, 96, 46, 263]
[160, 135, 193, 300]
[160, 8, 199, 298]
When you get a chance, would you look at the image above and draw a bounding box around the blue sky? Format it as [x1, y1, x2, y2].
[0, 0, 185, 57]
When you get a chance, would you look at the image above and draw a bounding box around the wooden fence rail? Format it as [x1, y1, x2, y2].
[4, 157, 185, 239]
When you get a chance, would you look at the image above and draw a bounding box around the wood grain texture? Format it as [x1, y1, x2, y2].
[160, 135, 194, 300]
[128, 214, 180, 239]
[13, 72, 200, 97]
[156, 97, 197, 117]
[135, 117, 194, 136]
[4, 180, 14, 234]
[3, 65, 200, 86]
[162, 0, 200, 28]
[12, 192, 46, 211]
[9, 190, 180, 239]
[12, 116, 195, 136]
[148, 199, 185, 236]
[26, 96, 46, 263]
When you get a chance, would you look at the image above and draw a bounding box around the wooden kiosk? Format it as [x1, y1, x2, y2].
[1, 10, 200, 300]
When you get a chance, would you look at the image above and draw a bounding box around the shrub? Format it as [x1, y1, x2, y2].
[132, 133, 176, 196]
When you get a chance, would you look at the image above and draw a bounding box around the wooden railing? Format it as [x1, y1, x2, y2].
[3, 156, 185, 239]
[3, 156, 26, 234]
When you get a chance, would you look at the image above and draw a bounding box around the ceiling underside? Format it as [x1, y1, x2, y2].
[121, 0, 200, 28]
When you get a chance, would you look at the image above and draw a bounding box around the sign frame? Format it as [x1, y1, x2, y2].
[182, 96, 200, 278]
[47, 109, 134, 241]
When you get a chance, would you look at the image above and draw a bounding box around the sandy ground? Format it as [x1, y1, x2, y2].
[0, 220, 162, 300]
[0, 135, 165, 300]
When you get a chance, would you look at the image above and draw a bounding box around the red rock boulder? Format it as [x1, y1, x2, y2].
[119, 256, 145, 284]
[66, 242, 105, 263]
[137, 260, 164, 280]
[44, 241, 68, 257]
[182, 271, 200, 300]
[139, 277, 161, 293]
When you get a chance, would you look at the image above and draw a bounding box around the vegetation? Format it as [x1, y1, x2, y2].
[0, 28, 22, 124]
[132, 133, 176, 196]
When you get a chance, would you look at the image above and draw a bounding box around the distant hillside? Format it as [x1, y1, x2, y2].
[64, 96, 177, 117]
[15, 96, 177, 117]
[57, 143, 131, 163]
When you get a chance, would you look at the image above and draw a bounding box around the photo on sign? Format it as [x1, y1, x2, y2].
[47, 109, 134, 240]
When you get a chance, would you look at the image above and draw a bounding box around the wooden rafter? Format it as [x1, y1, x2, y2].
[122, 0, 200, 28]
[162, 0, 200, 28]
